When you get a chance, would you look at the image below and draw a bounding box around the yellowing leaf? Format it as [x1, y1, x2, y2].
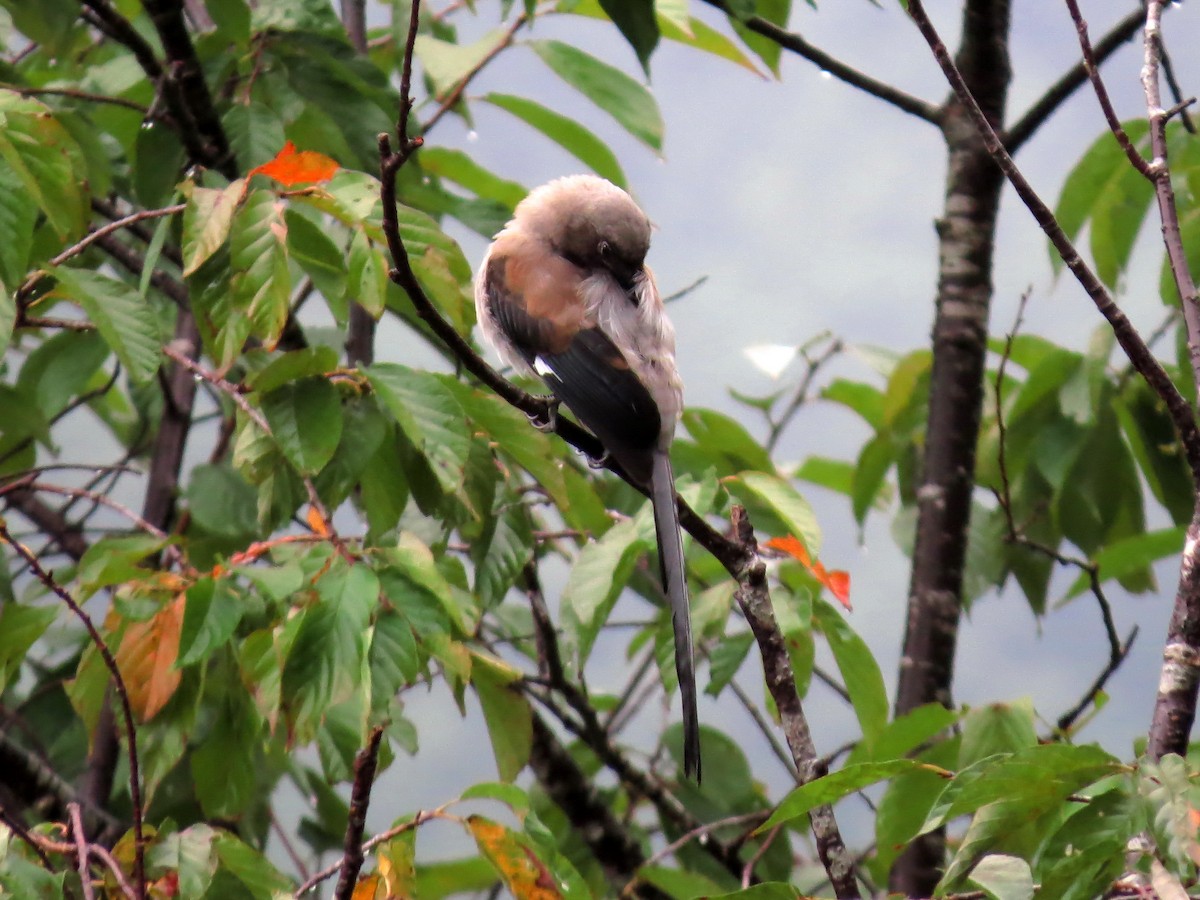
[250, 141, 339, 186]
[115, 594, 186, 720]
[467, 816, 562, 899]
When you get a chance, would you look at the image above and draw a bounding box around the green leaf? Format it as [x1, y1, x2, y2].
[845, 702, 960, 767]
[852, 434, 894, 525]
[729, 471, 821, 552]
[369, 609, 421, 711]
[182, 179, 245, 275]
[822, 378, 886, 429]
[246, 345, 339, 394]
[968, 855, 1034, 900]
[561, 518, 647, 669]
[483, 94, 627, 188]
[1062, 525, 1186, 601]
[224, 101, 287, 170]
[186, 463, 259, 538]
[958, 701, 1037, 772]
[178, 578, 245, 667]
[681, 408, 774, 471]
[17, 329, 109, 417]
[347, 225, 388, 319]
[473, 502, 535, 609]
[759, 759, 935, 832]
[730, 0, 791, 77]
[0, 603, 57, 694]
[77, 534, 167, 596]
[597, 0, 660, 72]
[285, 209, 348, 308]
[0, 163, 37, 296]
[280, 562, 376, 741]
[449, 383, 569, 508]
[1053, 119, 1152, 285]
[230, 188, 291, 349]
[260, 376, 343, 475]
[147, 824, 218, 898]
[0, 92, 87, 241]
[415, 31, 508, 98]
[814, 599, 888, 749]
[191, 688, 260, 819]
[418, 148, 527, 210]
[658, 13, 763, 76]
[368, 364, 472, 495]
[529, 40, 664, 151]
[794, 456, 854, 496]
[471, 651, 533, 782]
[49, 268, 162, 382]
[213, 831, 293, 899]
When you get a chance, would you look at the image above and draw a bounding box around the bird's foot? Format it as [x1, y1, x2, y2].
[586, 448, 610, 470]
[528, 399, 559, 433]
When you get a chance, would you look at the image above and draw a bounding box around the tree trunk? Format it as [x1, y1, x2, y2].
[890, 1, 1012, 894]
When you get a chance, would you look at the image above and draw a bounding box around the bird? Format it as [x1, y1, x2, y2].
[473, 174, 700, 781]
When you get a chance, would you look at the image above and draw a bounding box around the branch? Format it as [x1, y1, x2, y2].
[294, 807, 454, 896]
[904, 0, 1200, 487]
[527, 714, 667, 897]
[0, 522, 145, 899]
[140, 0, 235, 176]
[697, 0, 940, 124]
[420, 14, 529, 135]
[729, 507, 859, 899]
[1004, 5, 1145, 153]
[332, 727, 384, 900]
[1062, 0, 1153, 179]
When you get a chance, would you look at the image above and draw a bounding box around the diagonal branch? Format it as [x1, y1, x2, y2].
[697, 0, 940, 124]
[1004, 5, 1145, 153]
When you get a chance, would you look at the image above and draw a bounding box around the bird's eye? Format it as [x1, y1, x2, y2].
[598, 240, 611, 260]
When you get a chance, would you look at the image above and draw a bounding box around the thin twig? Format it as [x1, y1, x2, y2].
[766, 335, 843, 454]
[0, 522, 145, 899]
[992, 293, 1139, 735]
[70, 804, 97, 900]
[729, 678, 799, 779]
[333, 726, 384, 900]
[1005, 5, 1145, 154]
[421, 15, 528, 135]
[697, 0, 940, 124]
[620, 812, 768, 897]
[294, 807, 454, 896]
[271, 812, 310, 881]
[1062, 0, 1153, 179]
[741, 823, 782, 889]
[0, 803, 54, 869]
[1159, 38, 1195, 134]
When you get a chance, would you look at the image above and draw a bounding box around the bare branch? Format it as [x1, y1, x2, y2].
[697, 0, 940, 124]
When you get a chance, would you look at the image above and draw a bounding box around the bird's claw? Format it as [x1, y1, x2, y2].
[586, 448, 610, 470]
[528, 400, 559, 433]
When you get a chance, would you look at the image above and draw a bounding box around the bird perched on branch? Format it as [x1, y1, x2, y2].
[474, 175, 700, 781]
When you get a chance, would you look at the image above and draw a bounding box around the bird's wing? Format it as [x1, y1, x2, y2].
[481, 246, 661, 483]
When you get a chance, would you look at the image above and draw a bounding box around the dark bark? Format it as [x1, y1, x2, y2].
[528, 715, 670, 899]
[890, 1, 1012, 895]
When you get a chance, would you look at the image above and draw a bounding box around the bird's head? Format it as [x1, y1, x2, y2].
[512, 175, 652, 291]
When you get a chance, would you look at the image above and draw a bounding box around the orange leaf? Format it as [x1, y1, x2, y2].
[115, 594, 186, 721]
[351, 874, 382, 900]
[250, 142, 339, 186]
[766, 535, 852, 610]
[467, 816, 562, 899]
[306, 505, 331, 536]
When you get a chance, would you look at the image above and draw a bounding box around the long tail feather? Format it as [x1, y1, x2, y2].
[651, 450, 700, 781]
